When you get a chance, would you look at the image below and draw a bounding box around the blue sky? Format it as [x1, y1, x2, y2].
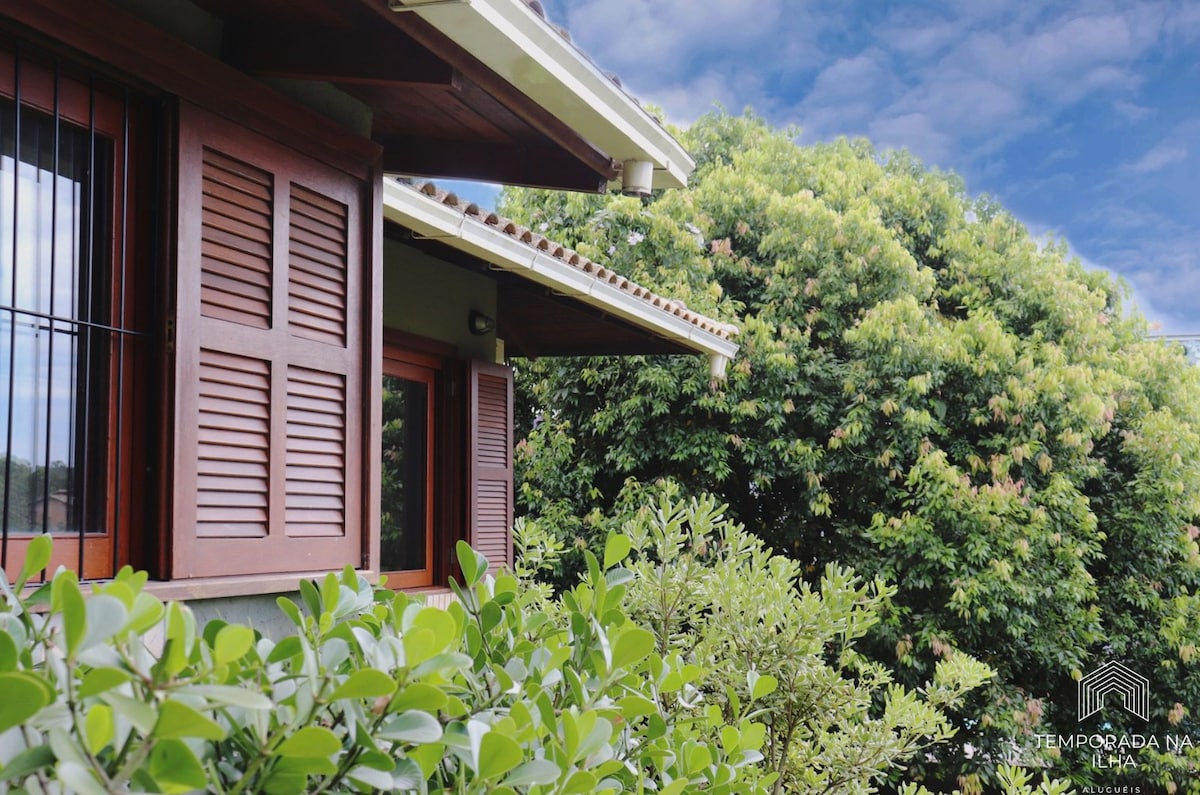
[511, 1, 1199, 333]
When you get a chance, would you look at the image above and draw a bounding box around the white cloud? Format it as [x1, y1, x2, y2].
[1124, 142, 1189, 174]
[867, 112, 956, 166]
[1113, 100, 1153, 122]
[544, 0, 829, 126]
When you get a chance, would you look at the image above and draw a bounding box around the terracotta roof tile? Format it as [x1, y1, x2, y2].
[401, 179, 739, 341]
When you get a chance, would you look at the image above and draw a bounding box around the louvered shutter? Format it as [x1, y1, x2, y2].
[467, 361, 513, 576]
[171, 104, 365, 578]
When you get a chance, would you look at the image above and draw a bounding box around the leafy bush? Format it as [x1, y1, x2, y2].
[617, 486, 995, 793]
[0, 534, 773, 794]
[0, 517, 1072, 794]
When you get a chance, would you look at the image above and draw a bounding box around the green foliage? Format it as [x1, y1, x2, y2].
[618, 485, 995, 793]
[506, 109, 1200, 789]
[0, 536, 777, 794]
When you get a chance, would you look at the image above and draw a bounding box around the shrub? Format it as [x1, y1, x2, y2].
[0, 534, 772, 794]
[0, 514, 1073, 794]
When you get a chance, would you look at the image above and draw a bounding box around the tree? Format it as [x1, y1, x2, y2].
[505, 110, 1200, 791]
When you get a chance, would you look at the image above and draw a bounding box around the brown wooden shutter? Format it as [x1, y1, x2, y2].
[467, 361, 513, 576]
[171, 103, 365, 578]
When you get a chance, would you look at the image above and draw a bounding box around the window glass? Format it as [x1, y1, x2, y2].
[0, 98, 109, 535]
[380, 373, 430, 575]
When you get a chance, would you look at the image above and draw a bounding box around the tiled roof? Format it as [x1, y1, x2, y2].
[402, 180, 739, 341]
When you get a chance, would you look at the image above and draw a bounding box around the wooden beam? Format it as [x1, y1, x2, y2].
[357, 0, 619, 184]
[378, 134, 607, 192]
[223, 22, 458, 89]
[0, 0, 381, 180]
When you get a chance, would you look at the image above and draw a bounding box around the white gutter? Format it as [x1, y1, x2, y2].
[387, 0, 695, 190]
[383, 180, 738, 375]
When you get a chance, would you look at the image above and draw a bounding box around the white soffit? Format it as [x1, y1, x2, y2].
[382, 179, 739, 366]
[387, 0, 695, 190]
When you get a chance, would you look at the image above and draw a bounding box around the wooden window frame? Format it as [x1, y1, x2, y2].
[0, 46, 151, 581]
[380, 353, 437, 589]
[378, 330, 468, 590]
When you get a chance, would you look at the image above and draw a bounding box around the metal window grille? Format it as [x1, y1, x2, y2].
[0, 44, 149, 580]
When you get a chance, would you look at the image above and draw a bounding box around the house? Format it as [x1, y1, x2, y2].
[0, 0, 738, 612]
[1158, 334, 1200, 366]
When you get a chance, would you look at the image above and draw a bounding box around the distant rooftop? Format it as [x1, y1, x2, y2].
[1157, 334, 1200, 365]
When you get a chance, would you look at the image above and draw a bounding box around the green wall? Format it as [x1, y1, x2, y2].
[383, 239, 499, 363]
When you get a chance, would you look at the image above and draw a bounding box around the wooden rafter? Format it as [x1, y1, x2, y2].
[357, 0, 619, 185]
[223, 22, 459, 89]
[377, 134, 608, 192]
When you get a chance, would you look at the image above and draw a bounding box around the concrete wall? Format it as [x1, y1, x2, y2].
[383, 239, 499, 362]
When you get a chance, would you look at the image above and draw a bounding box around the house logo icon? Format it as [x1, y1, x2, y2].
[1078, 661, 1149, 721]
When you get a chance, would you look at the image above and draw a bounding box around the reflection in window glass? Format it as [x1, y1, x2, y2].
[0, 98, 107, 534]
[380, 374, 428, 572]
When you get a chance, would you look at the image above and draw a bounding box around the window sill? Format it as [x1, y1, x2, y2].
[138, 571, 382, 602]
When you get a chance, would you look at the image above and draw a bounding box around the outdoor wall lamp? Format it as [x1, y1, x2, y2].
[621, 159, 654, 197]
[468, 310, 496, 336]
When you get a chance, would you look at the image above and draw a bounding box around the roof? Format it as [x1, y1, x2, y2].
[383, 179, 739, 376]
[384, 0, 695, 191]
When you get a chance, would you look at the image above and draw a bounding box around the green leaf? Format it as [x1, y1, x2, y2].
[267, 635, 303, 664]
[616, 695, 658, 719]
[17, 533, 52, 589]
[348, 765, 394, 791]
[82, 595, 128, 651]
[213, 624, 255, 665]
[413, 607, 457, 654]
[162, 601, 195, 677]
[611, 626, 655, 670]
[561, 769, 598, 794]
[320, 571, 340, 615]
[298, 578, 321, 618]
[0, 630, 17, 672]
[0, 672, 52, 733]
[329, 668, 396, 701]
[603, 532, 632, 569]
[749, 671, 778, 701]
[479, 600, 503, 634]
[477, 731, 522, 780]
[412, 652, 472, 679]
[393, 757, 427, 789]
[456, 540, 487, 586]
[84, 704, 114, 755]
[154, 699, 226, 740]
[101, 692, 157, 735]
[276, 725, 342, 758]
[148, 739, 208, 794]
[389, 682, 449, 713]
[51, 572, 86, 657]
[175, 684, 273, 710]
[658, 779, 688, 795]
[276, 596, 304, 627]
[504, 759, 562, 787]
[0, 745, 54, 783]
[57, 762, 108, 795]
[126, 592, 165, 634]
[378, 709, 443, 744]
[403, 627, 436, 667]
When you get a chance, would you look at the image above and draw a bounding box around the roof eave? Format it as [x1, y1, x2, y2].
[386, 0, 695, 190]
[382, 180, 738, 368]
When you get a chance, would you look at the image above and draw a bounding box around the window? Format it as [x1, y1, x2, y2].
[0, 47, 152, 581]
[380, 353, 437, 588]
[379, 333, 514, 590]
